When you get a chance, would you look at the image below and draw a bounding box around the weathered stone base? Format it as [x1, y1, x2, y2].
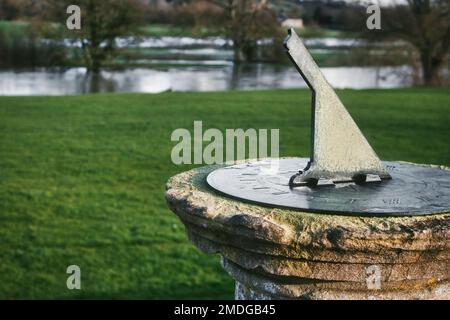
[229, 260, 450, 300]
[235, 280, 450, 300]
[165, 161, 450, 300]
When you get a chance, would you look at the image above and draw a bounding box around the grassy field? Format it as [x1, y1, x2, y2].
[1, 88, 449, 299]
[140, 24, 354, 38]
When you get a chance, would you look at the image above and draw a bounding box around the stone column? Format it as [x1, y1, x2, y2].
[165, 165, 450, 300]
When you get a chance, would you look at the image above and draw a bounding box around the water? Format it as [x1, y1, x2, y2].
[0, 36, 414, 96]
[0, 64, 412, 96]
[63, 36, 367, 49]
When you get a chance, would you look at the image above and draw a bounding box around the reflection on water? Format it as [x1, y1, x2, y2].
[0, 64, 413, 96]
[2, 35, 415, 96]
[66, 36, 365, 49]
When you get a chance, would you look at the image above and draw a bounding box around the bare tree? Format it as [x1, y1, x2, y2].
[0, 0, 49, 20]
[369, 0, 449, 85]
[48, 0, 143, 73]
[0, 0, 20, 19]
[207, 0, 281, 63]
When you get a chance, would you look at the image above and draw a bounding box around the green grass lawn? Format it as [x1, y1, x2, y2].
[1, 88, 449, 299]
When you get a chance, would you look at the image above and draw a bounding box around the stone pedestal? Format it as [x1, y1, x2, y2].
[165, 164, 450, 300]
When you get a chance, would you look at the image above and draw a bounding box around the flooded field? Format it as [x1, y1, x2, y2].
[0, 36, 414, 95]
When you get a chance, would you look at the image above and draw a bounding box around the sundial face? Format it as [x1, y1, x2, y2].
[206, 29, 450, 217]
[207, 158, 450, 216]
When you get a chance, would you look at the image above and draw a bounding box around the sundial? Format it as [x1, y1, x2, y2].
[166, 29, 450, 299]
[206, 29, 450, 217]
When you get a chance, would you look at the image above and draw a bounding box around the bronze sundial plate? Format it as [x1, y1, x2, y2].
[206, 158, 450, 217]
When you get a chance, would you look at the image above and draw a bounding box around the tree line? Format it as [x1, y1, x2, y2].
[0, 0, 448, 86]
